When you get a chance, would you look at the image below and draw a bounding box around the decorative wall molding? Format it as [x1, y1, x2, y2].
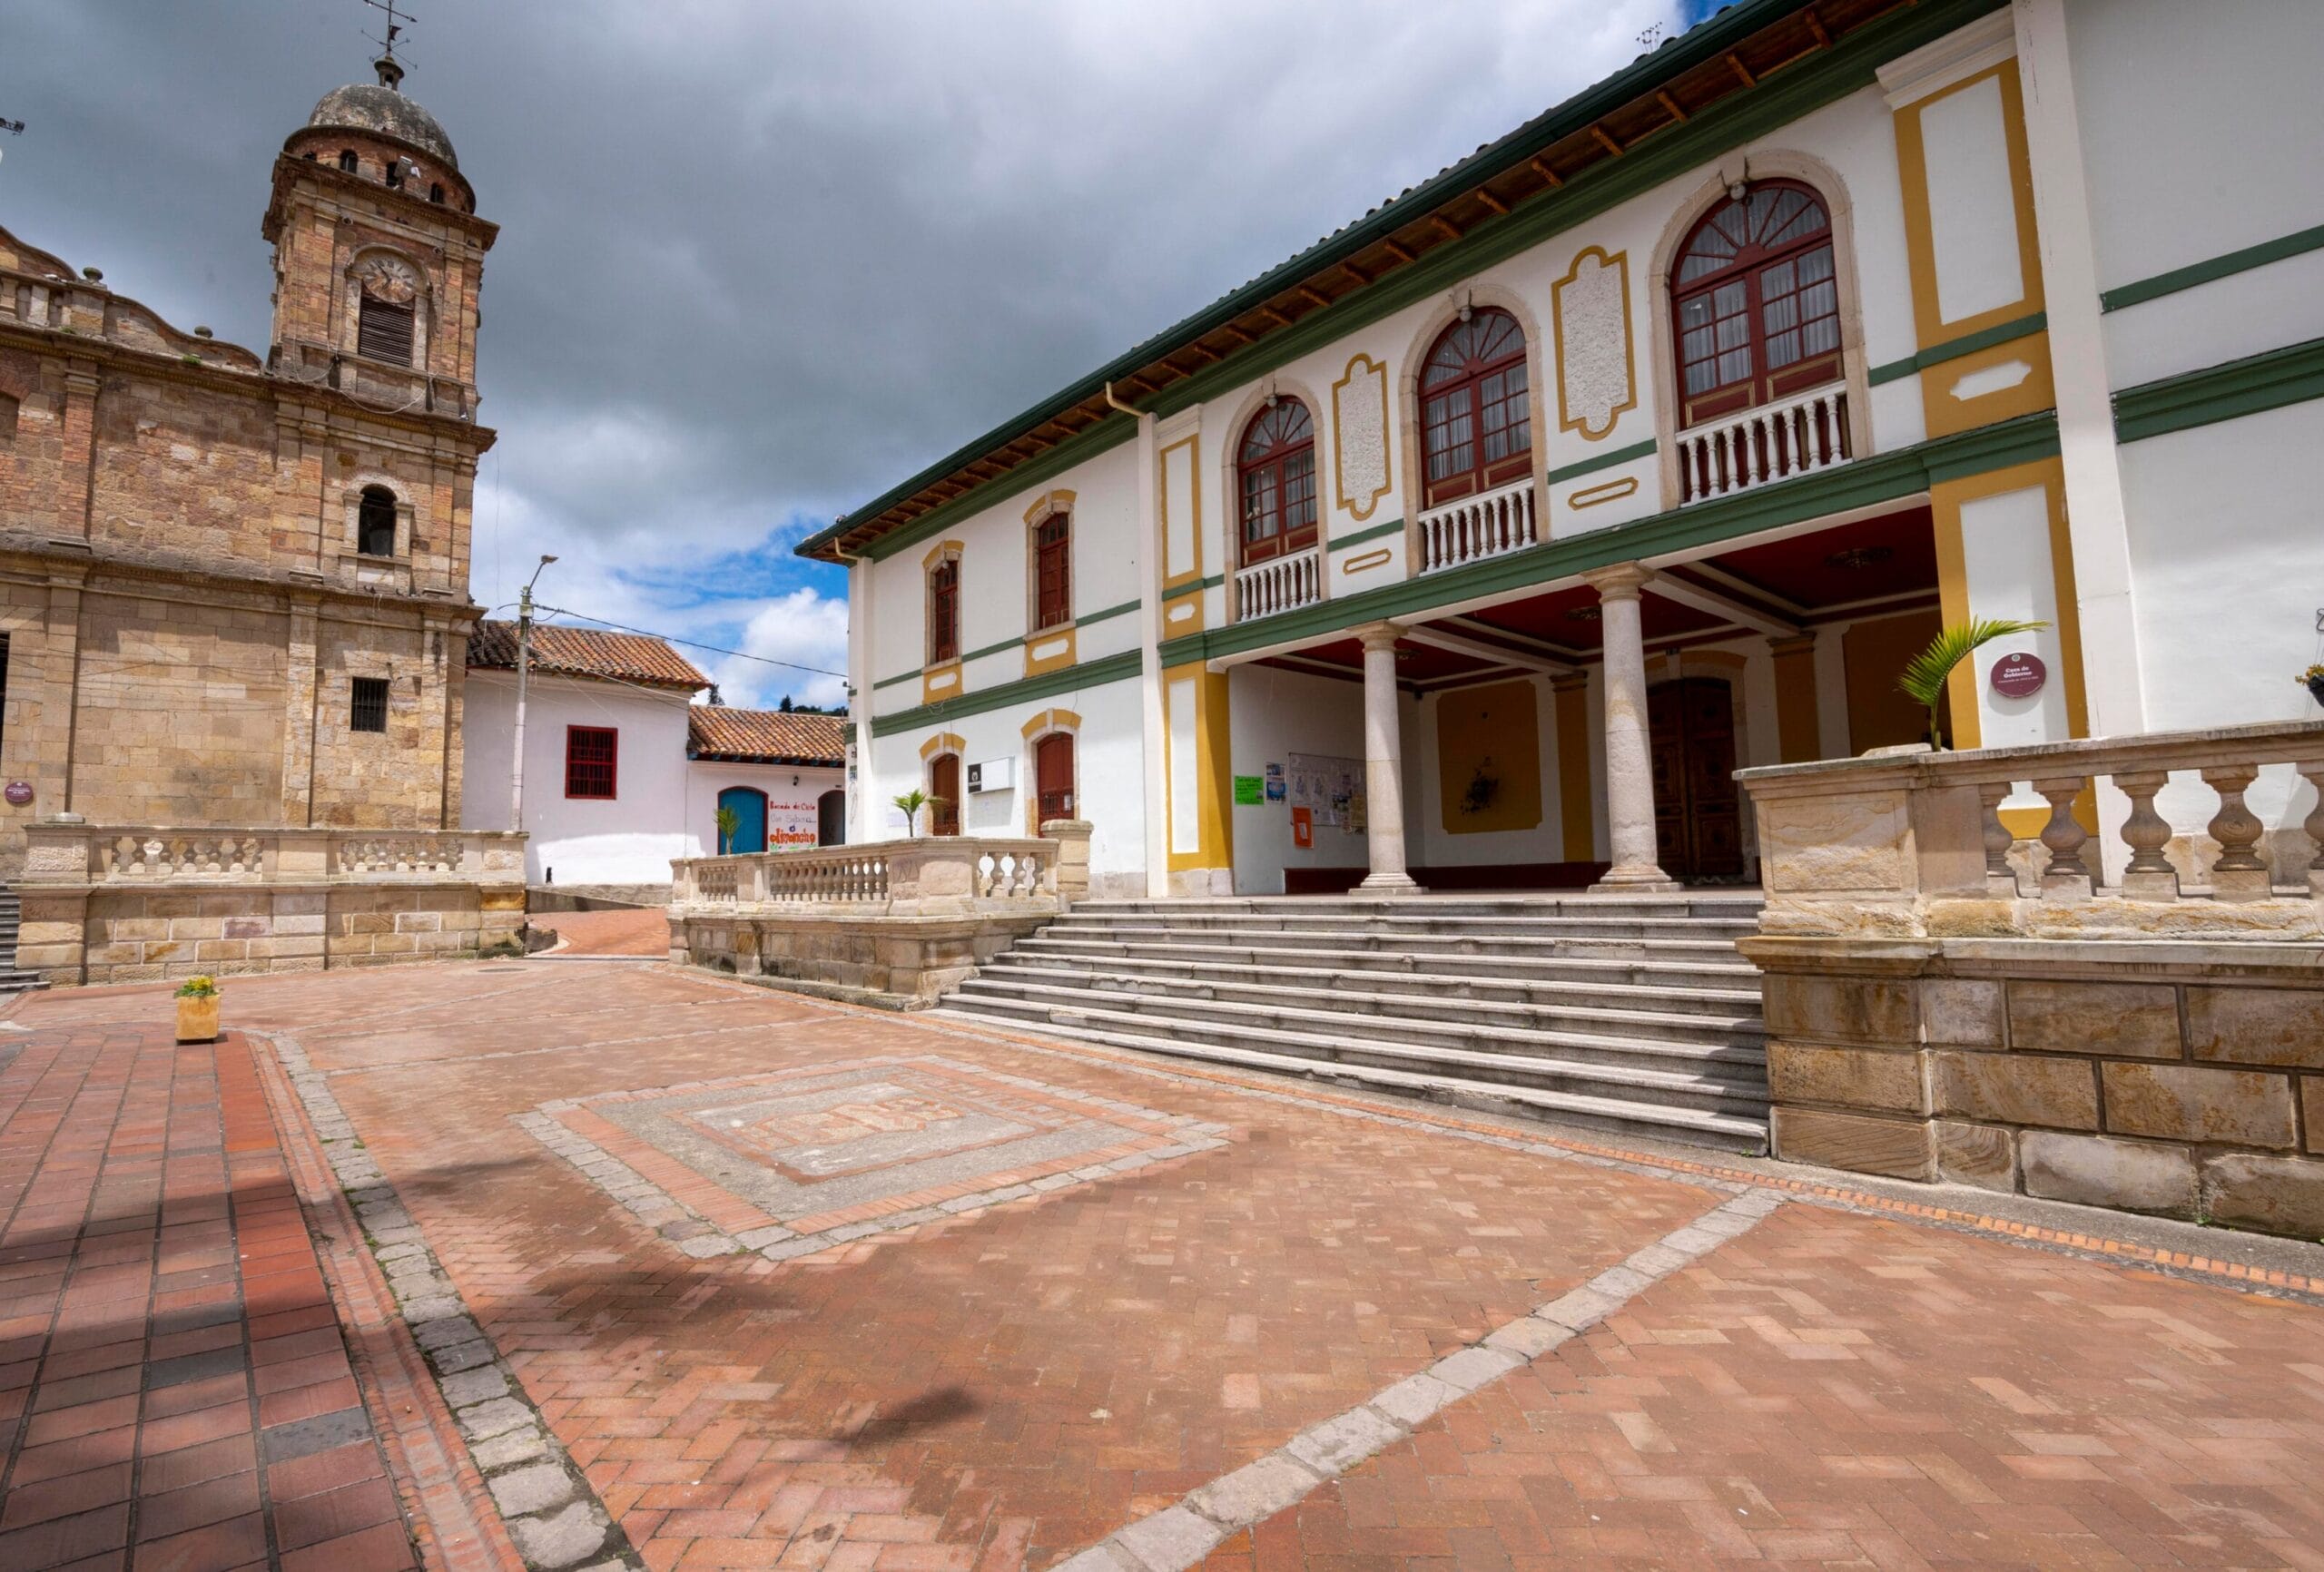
[1330, 353, 1392, 521]
[1551, 247, 1638, 441]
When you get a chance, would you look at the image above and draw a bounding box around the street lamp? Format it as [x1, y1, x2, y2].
[507, 555, 557, 834]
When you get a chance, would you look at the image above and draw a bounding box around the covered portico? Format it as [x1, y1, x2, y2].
[1204, 506, 1948, 895]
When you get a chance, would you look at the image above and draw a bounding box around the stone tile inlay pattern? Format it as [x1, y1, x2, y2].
[0, 1025, 419, 1572]
[516, 1056, 1230, 1261]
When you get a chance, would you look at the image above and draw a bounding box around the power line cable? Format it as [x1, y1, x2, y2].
[528, 604, 847, 681]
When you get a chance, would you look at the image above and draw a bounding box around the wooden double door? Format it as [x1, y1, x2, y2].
[1648, 678, 1743, 881]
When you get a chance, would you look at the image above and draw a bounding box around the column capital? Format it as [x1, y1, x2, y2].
[1352, 620, 1404, 652]
[1581, 562, 1652, 602]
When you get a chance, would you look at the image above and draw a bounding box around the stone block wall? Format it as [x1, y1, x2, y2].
[1748, 937, 2324, 1241]
[673, 912, 1050, 1007]
[24, 882, 526, 986]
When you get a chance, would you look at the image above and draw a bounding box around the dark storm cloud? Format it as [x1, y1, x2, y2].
[5, 1, 1675, 705]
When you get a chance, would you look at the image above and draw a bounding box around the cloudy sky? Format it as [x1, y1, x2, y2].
[8, 0, 1708, 709]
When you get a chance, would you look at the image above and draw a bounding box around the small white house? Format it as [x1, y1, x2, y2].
[460, 621, 847, 898]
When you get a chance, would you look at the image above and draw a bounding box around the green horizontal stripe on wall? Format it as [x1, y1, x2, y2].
[1077, 597, 1140, 626]
[959, 634, 1024, 664]
[2102, 222, 2324, 313]
[870, 649, 1143, 739]
[1157, 408, 2061, 670]
[1866, 311, 2047, 387]
[2112, 333, 2324, 444]
[1328, 518, 1404, 553]
[871, 668, 921, 691]
[872, 600, 1139, 691]
[1544, 438, 1657, 486]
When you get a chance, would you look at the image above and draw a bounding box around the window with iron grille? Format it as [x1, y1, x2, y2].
[358, 294, 415, 365]
[357, 486, 397, 556]
[350, 676, 389, 734]
[1420, 309, 1531, 507]
[1034, 513, 1071, 631]
[566, 725, 618, 800]
[928, 557, 960, 665]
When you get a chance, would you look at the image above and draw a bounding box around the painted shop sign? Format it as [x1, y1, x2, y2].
[1990, 651, 2046, 699]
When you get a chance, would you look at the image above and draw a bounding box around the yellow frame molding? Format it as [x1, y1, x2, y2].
[1330, 352, 1393, 522]
[1022, 623, 1077, 679]
[1567, 476, 1640, 509]
[1929, 455, 2088, 765]
[920, 660, 963, 707]
[1551, 246, 1639, 441]
[1162, 586, 1206, 635]
[1892, 59, 2047, 352]
[918, 731, 967, 761]
[1158, 431, 1205, 594]
[1162, 663, 1233, 875]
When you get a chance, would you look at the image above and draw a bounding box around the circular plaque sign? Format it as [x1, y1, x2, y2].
[1990, 651, 2047, 699]
[3, 781, 32, 806]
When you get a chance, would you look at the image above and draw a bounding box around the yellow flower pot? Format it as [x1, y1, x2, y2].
[174, 995, 220, 1044]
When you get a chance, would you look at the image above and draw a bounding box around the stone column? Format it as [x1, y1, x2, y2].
[1354, 622, 1418, 891]
[280, 594, 321, 827]
[1582, 564, 1678, 893]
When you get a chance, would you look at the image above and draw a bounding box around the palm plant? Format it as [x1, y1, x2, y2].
[714, 803, 741, 854]
[1898, 617, 2049, 750]
[892, 788, 931, 837]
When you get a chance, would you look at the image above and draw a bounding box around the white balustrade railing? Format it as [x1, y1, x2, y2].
[1679, 382, 1850, 505]
[671, 834, 1068, 915]
[1739, 719, 2324, 938]
[1417, 477, 1537, 575]
[21, 824, 527, 888]
[1234, 546, 1322, 622]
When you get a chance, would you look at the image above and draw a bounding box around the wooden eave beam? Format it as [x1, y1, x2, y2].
[1381, 239, 1418, 265]
[1726, 51, 1757, 88]
[1590, 124, 1625, 158]
[1296, 283, 1334, 310]
[1528, 156, 1563, 189]
[1219, 322, 1258, 346]
[1472, 188, 1509, 217]
[1256, 305, 1293, 329]
[1802, 6, 1831, 48]
[1338, 260, 1370, 289]
[1429, 213, 1463, 243]
[1656, 89, 1689, 122]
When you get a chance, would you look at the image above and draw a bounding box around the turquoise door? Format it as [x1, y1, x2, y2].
[718, 787, 767, 853]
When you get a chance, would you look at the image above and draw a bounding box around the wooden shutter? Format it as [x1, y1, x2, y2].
[929, 561, 960, 663]
[358, 296, 416, 365]
[1036, 515, 1070, 629]
[566, 726, 618, 799]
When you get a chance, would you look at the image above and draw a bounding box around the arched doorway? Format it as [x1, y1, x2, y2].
[1648, 679, 1742, 880]
[817, 788, 846, 846]
[1033, 732, 1076, 827]
[717, 786, 768, 854]
[928, 753, 961, 836]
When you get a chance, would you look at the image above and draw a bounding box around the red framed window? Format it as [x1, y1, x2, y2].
[1672, 181, 1841, 427]
[565, 725, 617, 800]
[1034, 513, 1071, 630]
[929, 557, 960, 664]
[1420, 309, 1531, 507]
[1237, 400, 1317, 566]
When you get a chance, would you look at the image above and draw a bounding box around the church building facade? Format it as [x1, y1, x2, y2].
[804, 0, 2324, 899]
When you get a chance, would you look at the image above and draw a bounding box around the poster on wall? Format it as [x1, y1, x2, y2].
[1286, 752, 1363, 828]
[769, 793, 821, 848]
[1233, 775, 1265, 806]
[1292, 807, 1313, 849]
[1264, 762, 1285, 802]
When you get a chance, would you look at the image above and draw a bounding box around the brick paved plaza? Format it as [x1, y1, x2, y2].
[4, 961, 2323, 1572]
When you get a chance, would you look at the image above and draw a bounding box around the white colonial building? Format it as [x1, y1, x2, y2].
[803, 0, 2324, 900]
[460, 622, 846, 897]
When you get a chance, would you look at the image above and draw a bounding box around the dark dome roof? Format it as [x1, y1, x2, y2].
[306, 76, 457, 169]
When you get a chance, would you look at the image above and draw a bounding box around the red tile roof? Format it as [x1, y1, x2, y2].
[468, 619, 709, 691]
[687, 706, 846, 766]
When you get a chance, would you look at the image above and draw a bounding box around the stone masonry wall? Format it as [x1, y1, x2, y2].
[1748, 938, 2324, 1242]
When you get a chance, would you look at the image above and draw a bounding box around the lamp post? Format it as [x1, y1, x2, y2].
[507, 555, 557, 835]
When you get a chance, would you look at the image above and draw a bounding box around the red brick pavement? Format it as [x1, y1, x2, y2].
[538, 910, 669, 958]
[0, 1024, 426, 1572]
[12, 964, 2324, 1572]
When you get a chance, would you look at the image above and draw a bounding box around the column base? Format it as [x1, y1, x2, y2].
[1588, 863, 1681, 894]
[1356, 872, 1423, 893]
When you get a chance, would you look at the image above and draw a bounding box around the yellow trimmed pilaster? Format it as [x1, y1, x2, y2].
[1550, 672, 1594, 864]
[1162, 663, 1233, 876]
[1768, 634, 1823, 763]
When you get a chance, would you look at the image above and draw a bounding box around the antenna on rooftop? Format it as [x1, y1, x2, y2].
[1637, 22, 1665, 51]
[360, 0, 415, 89]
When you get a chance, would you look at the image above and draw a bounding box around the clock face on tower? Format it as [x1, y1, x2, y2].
[354, 253, 422, 304]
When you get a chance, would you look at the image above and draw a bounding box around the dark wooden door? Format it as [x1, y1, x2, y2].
[929, 754, 960, 837]
[1035, 732, 1076, 826]
[817, 789, 846, 846]
[1648, 678, 1743, 880]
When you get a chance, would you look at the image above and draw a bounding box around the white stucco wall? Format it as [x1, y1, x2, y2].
[687, 761, 846, 854]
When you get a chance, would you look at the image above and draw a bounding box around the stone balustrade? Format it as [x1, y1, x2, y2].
[1678, 381, 1851, 505]
[1734, 722, 2324, 1241]
[16, 819, 529, 986]
[1416, 476, 1538, 575]
[666, 823, 1091, 1005]
[1738, 719, 2324, 941]
[1233, 545, 1322, 623]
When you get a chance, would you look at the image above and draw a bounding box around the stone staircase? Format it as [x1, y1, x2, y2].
[0, 888, 45, 994]
[935, 893, 1769, 1154]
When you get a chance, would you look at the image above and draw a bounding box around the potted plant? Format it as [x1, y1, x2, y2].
[174, 976, 220, 1044]
[714, 802, 741, 854]
[892, 788, 931, 837]
[1898, 618, 2050, 749]
[2302, 663, 2324, 710]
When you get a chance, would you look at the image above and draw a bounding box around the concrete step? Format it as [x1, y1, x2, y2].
[1024, 927, 1750, 969]
[947, 985, 1766, 1114]
[1014, 934, 1759, 994]
[990, 949, 1762, 1017]
[1068, 895, 1765, 920]
[931, 1007, 1769, 1155]
[969, 963, 1763, 1046]
[1055, 911, 1761, 942]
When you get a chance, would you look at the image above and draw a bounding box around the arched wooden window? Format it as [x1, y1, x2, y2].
[1034, 732, 1076, 825]
[357, 486, 397, 556]
[1033, 511, 1071, 630]
[1420, 309, 1531, 506]
[1236, 400, 1316, 566]
[928, 753, 961, 837]
[1671, 181, 1841, 427]
[927, 556, 960, 664]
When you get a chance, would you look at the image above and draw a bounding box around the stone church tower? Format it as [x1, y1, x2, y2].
[0, 54, 525, 983]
